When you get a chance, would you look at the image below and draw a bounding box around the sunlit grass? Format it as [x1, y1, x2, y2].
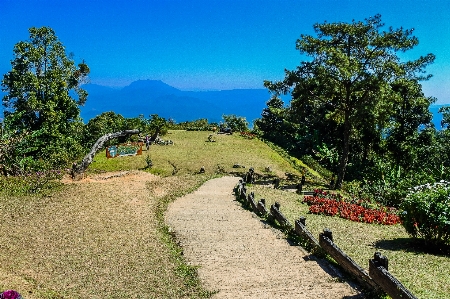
[89, 130, 300, 178]
[3, 129, 447, 298]
[0, 130, 304, 298]
[246, 185, 450, 299]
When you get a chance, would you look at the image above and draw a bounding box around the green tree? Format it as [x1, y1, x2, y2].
[265, 15, 434, 188]
[254, 96, 303, 152]
[83, 111, 126, 147]
[147, 114, 168, 140]
[222, 114, 249, 132]
[384, 78, 435, 170]
[2, 27, 89, 167]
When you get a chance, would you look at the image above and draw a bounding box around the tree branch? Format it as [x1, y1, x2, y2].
[71, 129, 139, 179]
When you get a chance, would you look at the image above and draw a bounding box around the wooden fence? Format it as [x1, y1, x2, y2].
[234, 180, 418, 299]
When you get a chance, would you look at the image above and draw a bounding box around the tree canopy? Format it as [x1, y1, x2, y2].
[1, 27, 90, 167]
[263, 14, 435, 188]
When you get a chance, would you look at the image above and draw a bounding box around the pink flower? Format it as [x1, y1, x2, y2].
[1, 290, 22, 299]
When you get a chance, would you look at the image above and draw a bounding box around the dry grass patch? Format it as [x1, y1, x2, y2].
[0, 171, 213, 298]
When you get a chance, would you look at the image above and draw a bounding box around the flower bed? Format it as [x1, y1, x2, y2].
[303, 189, 401, 225]
[240, 131, 256, 139]
[1, 290, 22, 299]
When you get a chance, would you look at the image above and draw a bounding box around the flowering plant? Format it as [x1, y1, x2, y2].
[400, 180, 450, 245]
[0, 290, 22, 299]
[304, 189, 401, 225]
[240, 132, 256, 139]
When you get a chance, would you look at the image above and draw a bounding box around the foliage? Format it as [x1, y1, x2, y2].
[400, 181, 450, 246]
[168, 118, 214, 131]
[263, 15, 435, 188]
[0, 130, 64, 193]
[304, 189, 401, 225]
[222, 114, 249, 132]
[254, 96, 301, 151]
[0, 132, 29, 176]
[314, 143, 339, 171]
[0, 290, 23, 299]
[147, 114, 168, 137]
[2, 27, 89, 168]
[0, 169, 63, 194]
[83, 111, 126, 147]
[145, 155, 153, 169]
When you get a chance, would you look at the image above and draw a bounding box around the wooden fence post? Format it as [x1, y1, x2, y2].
[269, 202, 292, 230]
[256, 198, 268, 216]
[247, 192, 258, 212]
[319, 229, 381, 292]
[293, 217, 321, 252]
[369, 252, 417, 299]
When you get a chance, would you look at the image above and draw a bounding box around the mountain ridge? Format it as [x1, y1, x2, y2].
[0, 80, 448, 129]
[80, 80, 271, 124]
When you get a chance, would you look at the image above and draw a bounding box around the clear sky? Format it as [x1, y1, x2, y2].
[1, 0, 450, 103]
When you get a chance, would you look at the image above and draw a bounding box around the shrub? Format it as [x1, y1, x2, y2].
[304, 189, 401, 225]
[0, 168, 63, 194]
[400, 181, 450, 245]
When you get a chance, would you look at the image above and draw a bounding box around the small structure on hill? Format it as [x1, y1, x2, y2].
[71, 129, 139, 180]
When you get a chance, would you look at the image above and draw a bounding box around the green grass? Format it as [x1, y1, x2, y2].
[0, 130, 303, 298]
[1, 130, 448, 298]
[89, 130, 301, 178]
[245, 185, 450, 299]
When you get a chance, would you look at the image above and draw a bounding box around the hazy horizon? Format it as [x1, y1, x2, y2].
[1, 0, 450, 103]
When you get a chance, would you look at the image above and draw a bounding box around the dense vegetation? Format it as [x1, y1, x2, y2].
[1, 17, 450, 297]
[255, 15, 450, 246]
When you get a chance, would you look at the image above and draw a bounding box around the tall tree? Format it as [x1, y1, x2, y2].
[384, 78, 435, 170]
[2, 27, 89, 166]
[254, 96, 303, 152]
[265, 15, 434, 188]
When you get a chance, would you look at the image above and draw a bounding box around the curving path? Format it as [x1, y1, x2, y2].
[165, 176, 362, 299]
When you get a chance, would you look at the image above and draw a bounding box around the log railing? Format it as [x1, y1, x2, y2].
[234, 180, 417, 299]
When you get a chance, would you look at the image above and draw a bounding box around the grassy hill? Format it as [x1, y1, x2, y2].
[0, 130, 448, 298]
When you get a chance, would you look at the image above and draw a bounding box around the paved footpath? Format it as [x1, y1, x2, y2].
[165, 176, 362, 299]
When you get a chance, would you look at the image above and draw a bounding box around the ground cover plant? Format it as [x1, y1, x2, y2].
[0, 130, 302, 298]
[304, 189, 401, 225]
[400, 181, 450, 246]
[245, 184, 450, 299]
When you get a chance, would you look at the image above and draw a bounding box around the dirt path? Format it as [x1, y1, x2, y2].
[166, 176, 362, 299]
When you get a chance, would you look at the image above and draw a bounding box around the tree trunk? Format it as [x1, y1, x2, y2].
[335, 115, 351, 189]
[71, 129, 139, 180]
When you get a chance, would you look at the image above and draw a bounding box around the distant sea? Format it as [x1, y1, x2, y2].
[0, 85, 448, 130]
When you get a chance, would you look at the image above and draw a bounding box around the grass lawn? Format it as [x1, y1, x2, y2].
[0, 130, 448, 298]
[0, 130, 301, 298]
[245, 185, 450, 299]
[88, 130, 299, 178]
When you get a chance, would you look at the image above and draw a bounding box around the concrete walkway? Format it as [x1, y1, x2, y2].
[165, 176, 361, 299]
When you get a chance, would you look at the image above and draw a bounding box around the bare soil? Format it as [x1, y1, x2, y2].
[166, 176, 363, 298]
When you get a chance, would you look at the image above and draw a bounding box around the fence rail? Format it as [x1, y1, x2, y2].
[234, 180, 417, 299]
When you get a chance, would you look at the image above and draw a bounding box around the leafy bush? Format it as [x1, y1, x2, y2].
[400, 181, 450, 245]
[0, 168, 63, 194]
[222, 114, 249, 132]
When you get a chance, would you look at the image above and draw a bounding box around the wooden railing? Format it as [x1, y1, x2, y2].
[234, 180, 417, 299]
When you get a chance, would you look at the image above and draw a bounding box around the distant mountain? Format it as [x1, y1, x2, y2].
[80, 80, 271, 124]
[0, 80, 449, 129]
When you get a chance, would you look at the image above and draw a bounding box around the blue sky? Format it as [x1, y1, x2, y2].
[1, 0, 450, 103]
